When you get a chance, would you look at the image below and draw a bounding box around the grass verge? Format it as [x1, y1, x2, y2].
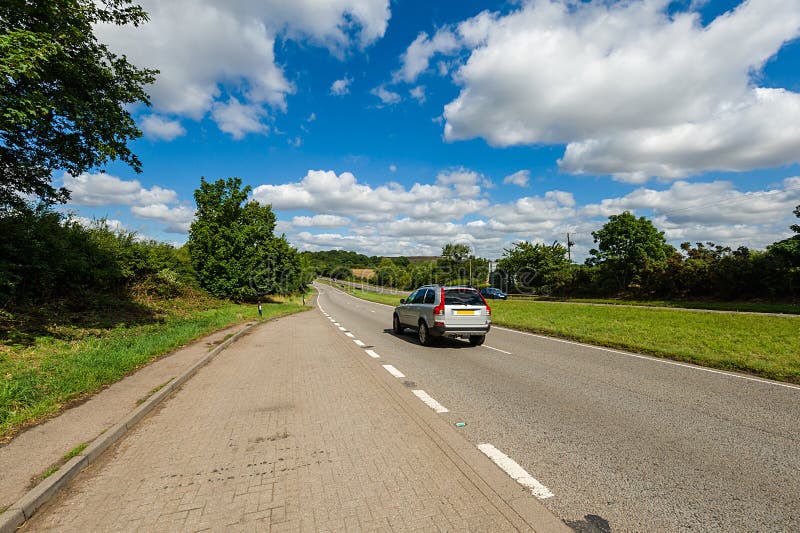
[325, 282, 800, 385]
[0, 295, 308, 442]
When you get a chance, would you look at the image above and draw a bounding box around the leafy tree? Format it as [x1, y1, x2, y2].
[0, 0, 157, 208]
[441, 243, 471, 263]
[188, 177, 303, 299]
[497, 241, 570, 294]
[587, 211, 674, 293]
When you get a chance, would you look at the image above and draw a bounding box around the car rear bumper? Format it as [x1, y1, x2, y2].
[431, 325, 491, 338]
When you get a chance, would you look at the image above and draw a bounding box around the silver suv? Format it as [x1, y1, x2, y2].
[393, 285, 491, 346]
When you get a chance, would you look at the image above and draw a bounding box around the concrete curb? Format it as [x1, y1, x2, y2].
[0, 321, 259, 533]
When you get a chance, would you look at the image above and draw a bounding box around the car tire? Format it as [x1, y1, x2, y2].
[418, 320, 433, 346]
[469, 335, 485, 346]
[393, 314, 404, 334]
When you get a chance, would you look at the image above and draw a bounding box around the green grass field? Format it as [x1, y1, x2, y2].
[0, 295, 309, 441]
[323, 282, 800, 385]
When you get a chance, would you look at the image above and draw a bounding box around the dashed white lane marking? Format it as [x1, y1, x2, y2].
[477, 443, 554, 499]
[354, 339, 366, 347]
[334, 322, 341, 326]
[412, 390, 449, 413]
[382, 364, 405, 378]
[484, 345, 512, 355]
[321, 284, 800, 392]
[338, 326, 347, 331]
[345, 332, 355, 338]
[365, 350, 380, 359]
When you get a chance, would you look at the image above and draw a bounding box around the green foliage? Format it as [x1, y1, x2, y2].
[187, 177, 306, 299]
[496, 241, 571, 294]
[0, 204, 191, 306]
[0, 0, 157, 208]
[588, 211, 674, 293]
[301, 249, 378, 277]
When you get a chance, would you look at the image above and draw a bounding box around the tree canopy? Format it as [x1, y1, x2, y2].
[588, 211, 674, 292]
[0, 0, 157, 208]
[497, 241, 570, 294]
[187, 177, 306, 299]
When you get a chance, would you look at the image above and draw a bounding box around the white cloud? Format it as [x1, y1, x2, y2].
[212, 98, 269, 139]
[63, 173, 177, 206]
[371, 85, 402, 105]
[330, 77, 352, 95]
[389, 164, 397, 172]
[72, 217, 128, 234]
[140, 115, 186, 141]
[503, 170, 530, 187]
[130, 204, 196, 233]
[95, 0, 390, 136]
[424, 0, 800, 180]
[394, 29, 460, 83]
[410, 85, 426, 103]
[252, 169, 489, 221]
[292, 214, 351, 227]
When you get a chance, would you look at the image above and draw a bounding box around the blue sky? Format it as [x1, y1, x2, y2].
[60, 0, 800, 261]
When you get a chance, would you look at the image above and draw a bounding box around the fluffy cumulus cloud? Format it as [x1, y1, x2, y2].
[371, 85, 402, 105]
[63, 172, 177, 206]
[62, 172, 194, 234]
[129, 204, 196, 233]
[95, 0, 390, 137]
[397, 0, 800, 181]
[503, 170, 530, 187]
[252, 169, 490, 222]
[140, 115, 186, 141]
[330, 77, 352, 96]
[260, 169, 799, 258]
[292, 214, 351, 227]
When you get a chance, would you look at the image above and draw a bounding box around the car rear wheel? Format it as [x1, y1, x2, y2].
[393, 314, 404, 334]
[418, 320, 433, 346]
[469, 335, 485, 346]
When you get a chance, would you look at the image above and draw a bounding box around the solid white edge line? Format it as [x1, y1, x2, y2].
[365, 350, 380, 359]
[354, 339, 366, 347]
[478, 443, 553, 499]
[320, 282, 800, 391]
[412, 390, 449, 413]
[492, 326, 800, 391]
[382, 364, 405, 378]
[484, 345, 512, 355]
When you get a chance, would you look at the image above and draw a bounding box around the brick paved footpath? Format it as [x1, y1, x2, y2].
[23, 309, 565, 532]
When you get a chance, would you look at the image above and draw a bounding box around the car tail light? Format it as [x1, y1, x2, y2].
[478, 292, 491, 316]
[434, 287, 445, 326]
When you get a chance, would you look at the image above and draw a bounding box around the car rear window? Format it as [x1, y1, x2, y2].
[444, 289, 484, 306]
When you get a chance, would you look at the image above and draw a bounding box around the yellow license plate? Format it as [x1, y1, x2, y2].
[454, 310, 476, 315]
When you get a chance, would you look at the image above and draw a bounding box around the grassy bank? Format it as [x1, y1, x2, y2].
[0, 292, 308, 441]
[324, 282, 800, 384]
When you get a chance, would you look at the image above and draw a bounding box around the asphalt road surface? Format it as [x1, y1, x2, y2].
[316, 283, 800, 531]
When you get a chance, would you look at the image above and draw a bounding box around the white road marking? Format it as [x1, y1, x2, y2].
[320, 285, 800, 392]
[484, 345, 512, 355]
[334, 322, 341, 326]
[365, 350, 380, 359]
[354, 340, 366, 347]
[412, 390, 449, 413]
[492, 326, 800, 391]
[345, 332, 355, 338]
[338, 326, 347, 331]
[478, 443, 554, 499]
[382, 365, 405, 378]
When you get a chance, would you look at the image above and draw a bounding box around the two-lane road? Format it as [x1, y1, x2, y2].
[316, 283, 800, 531]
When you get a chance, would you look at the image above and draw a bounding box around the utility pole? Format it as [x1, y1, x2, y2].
[567, 233, 575, 262]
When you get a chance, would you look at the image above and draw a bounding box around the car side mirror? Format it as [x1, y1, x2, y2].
[400, 299, 406, 304]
